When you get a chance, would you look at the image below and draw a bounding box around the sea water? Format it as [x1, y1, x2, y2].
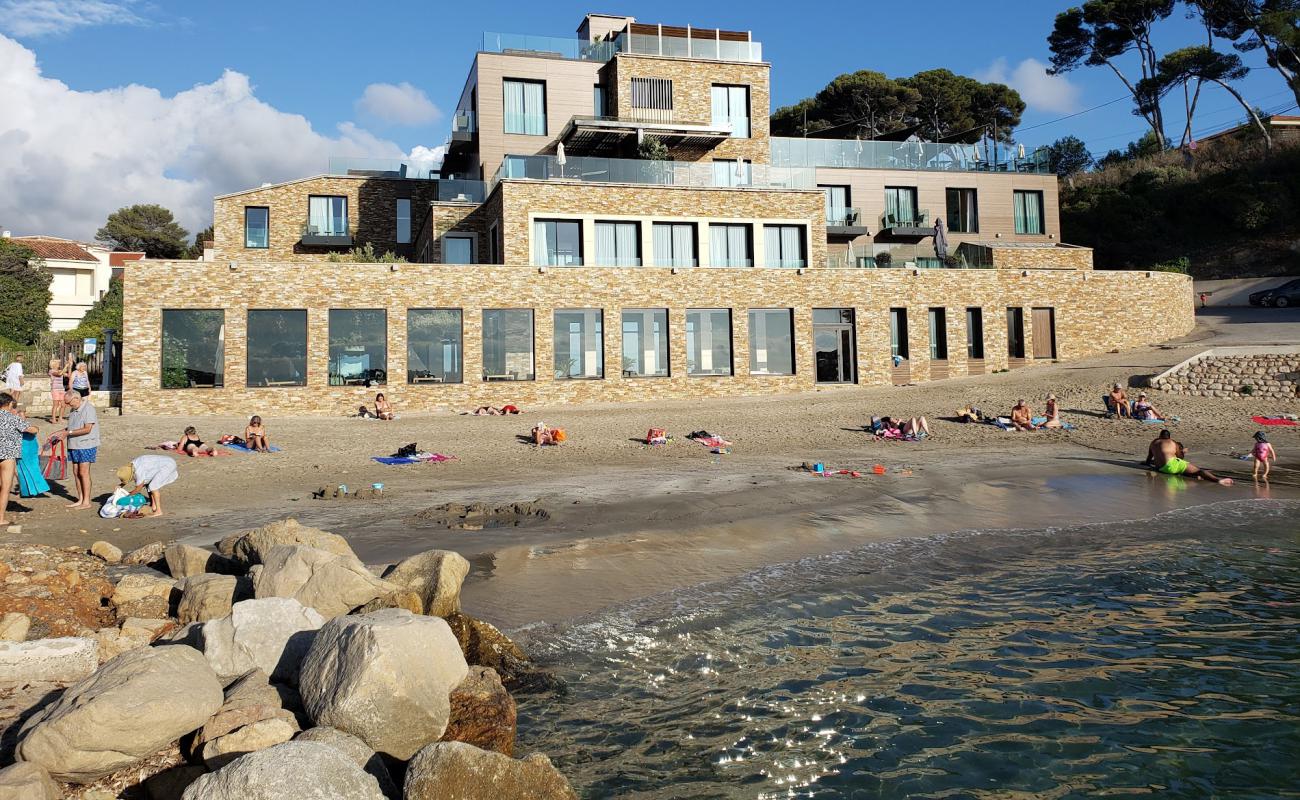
[516, 500, 1300, 799]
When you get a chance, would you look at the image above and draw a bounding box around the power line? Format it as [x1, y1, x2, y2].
[1015, 95, 1129, 132]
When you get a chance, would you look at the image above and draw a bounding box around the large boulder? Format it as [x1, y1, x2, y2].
[220, 519, 357, 567]
[166, 544, 239, 580]
[443, 667, 516, 756]
[195, 598, 324, 684]
[404, 742, 577, 800]
[112, 571, 178, 619]
[90, 541, 122, 564]
[93, 617, 176, 664]
[177, 574, 251, 625]
[122, 541, 167, 567]
[253, 546, 394, 619]
[0, 761, 62, 799]
[16, 645, 223, 783]
[298, 610, 468, 760]
[194, 669, 300, 768]
[381, 550, 470, 617]
[181, 741, 384, 800]
[0, 637, 98, 683]
[295, 727, 398, 799]
[444, 612, 562, 694]
[0, 611, 31, 642]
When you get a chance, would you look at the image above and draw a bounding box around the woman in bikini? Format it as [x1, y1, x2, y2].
[178, 426, 215, 456]
[245, 415, 270, 452]
[374, 393, 394, 421]
[1043, 393, 1063, 429]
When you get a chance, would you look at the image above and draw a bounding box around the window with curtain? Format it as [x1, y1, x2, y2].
[708, 223, 751, 267]
[711, 84, 749, 138]
[533, 219, 582, 266]
[630, 77, 673, 122]
[621, 309, 669, 377]
[712, 159, 752, 187]
[594, 221, 640, 266]
[442, 235, 474, 264]
[161, 310, 225, 389]
[1013, 190, 1045, 234]
[821, 186, 849, 225]
[928, 308, 948, 360]
[553, 309, 603, 379]
[503, 79, 546, 135]
[593, 85, 607, 116]
[884, 187, 918, 226]
[244, 207, 269, 249]
[482, 309, 534, 380]
[396, 199, 411, 244]
[307, 196, 347, 236]
[945, 188, 978, 233]
[652, 222, 696, 267]
[328, 310, 387, 386]
[407, 309, 462, 384]
[748, 309, 794, 375]
[685, 309, 733, 376]
[246, 310, 306, 388]
[763, 225, 806, 268]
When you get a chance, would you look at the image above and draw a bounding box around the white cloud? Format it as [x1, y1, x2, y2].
[0, 0, 144, 37]
[977, 57, 1082, 116]
[355, 82, 442, 126]
[0, 34, 441, 241]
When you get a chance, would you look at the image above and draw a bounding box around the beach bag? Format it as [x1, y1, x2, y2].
[553, 429, 567, 443]
[99, 488, 129, 518]
[646, 428, 666, 444]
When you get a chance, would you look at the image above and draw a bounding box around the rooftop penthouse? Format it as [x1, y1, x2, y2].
[482, 20, 762, 64]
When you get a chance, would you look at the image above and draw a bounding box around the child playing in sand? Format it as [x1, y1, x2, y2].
[178, 426, 216, 456]
[245, 416, 270, 452]
[1251, 432, 1276, 481]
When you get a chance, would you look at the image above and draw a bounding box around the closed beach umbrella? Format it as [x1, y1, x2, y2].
[933, 218, 948, 259]
[556, 142, 567, 165]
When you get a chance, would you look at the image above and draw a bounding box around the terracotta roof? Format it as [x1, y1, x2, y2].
[11, 236, 98, 262]
[109, 252, 145, 267]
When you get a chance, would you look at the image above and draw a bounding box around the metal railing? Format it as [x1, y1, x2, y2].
[495, 154, 815, 190]
[879, 209, 931, 229]
[826, 207, 863, 227]
[480, 30, 763, 63]
[482, 31, 619, 61]
[823, 242, 993, 269]
[771, 137, 1051, 174]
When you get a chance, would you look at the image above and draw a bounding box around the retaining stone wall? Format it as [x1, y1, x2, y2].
[1153, 353, 1300, 400]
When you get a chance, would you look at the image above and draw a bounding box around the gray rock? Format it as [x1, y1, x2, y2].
[17, 645, 223, 783]
[166, 544, 240, 580]
[90, 541, 122, 564]
[298, 610, 467, 760]
[0, 761, 63, 799]
[0, 637, 98, 683]
[295, 727, 398, 799]
[195, 598, 325, 683]
[382, 550, 470, 617]
[181, 741, 384, 800]
[253, 545, 394, 619]
[0, 611, 31, 642]
[178, 574, 251, 625]
[194, 669, 300, 768]
[112, 571, 177, 610]
[201, 717, 297, 769]
[403, 741, 577, 800]
[222, 519, 357, 566]
[122, 541, 167, 566]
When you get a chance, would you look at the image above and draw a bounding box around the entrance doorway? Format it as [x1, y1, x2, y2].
[1032, 307, 1057, 359]
[813, 308, 856, 384]
[1006, 307, 1026, 361]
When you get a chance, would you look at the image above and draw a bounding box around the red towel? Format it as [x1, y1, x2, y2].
[1253, 416, 1298, 426]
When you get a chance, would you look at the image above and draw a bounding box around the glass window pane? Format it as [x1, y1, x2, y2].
[444, 236, 473, 264]
[534, 219, 582, 266]
[328, 310, 387, 386]
[652, 223, 695, 267]
[396, 199, 411, 244]
[161, 310, 224, 389]
[244, 207, 268, 249]
[763, 225, 805, 268]
[709, 224, 750, 267]
[407, 309, 462, 384]
[966, 307, 985, 359]
[553, 309, 603, 379]
[308, 196, 347, 236]
[621, 309, 669, 377]
[748, 309, 794, 375]
[929, 308, 948, 360]
[482, 310, 534, 381]
[685, 309, 732, 376]
[504, 79, 546, 134]
[594, 222, 639, 266]
[246, 310, 306, 387]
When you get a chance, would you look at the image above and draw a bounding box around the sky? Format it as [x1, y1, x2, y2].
[0, 0, 1294, 241]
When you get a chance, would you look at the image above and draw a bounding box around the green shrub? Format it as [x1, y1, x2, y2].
[325, 243, 408, 263]
[1150, 256, 1190, 274]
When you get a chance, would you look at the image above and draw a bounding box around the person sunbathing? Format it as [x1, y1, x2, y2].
[1109, 384, 1131, 418]
[532, 422, 557, 446]
[1145, 429, 1231, 484]
[472, 404, 521, 416]
[178, 426, 216, 456]
[245, 415, 270, 452]
[1042, 393, 1063, 429]
[1010, 400, 1037, 431]
[1131, 392, 1161, 421]
[373, 393, 394, 421]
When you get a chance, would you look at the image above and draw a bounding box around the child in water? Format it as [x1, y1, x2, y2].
[1251, 432, 1276, 481]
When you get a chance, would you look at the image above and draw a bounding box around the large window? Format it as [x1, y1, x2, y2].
[482, 310, 534, 381]
[884, 187, 919, 226]
[929, 308, 948, 360]
[246, 310, 306, 387]
[554, 309, 603, 379]
[307, 196, 347, 236]
[709, 223, 751, 267]
[711, 84, 749, 138]
[966, 307, 985, 359]
[161, 310, 224, 389]
[946, 188, 978, 233]
[1013, 190, 1045, 234]
[712, 159, 752, 187]
[748, 309, 794, 375]
[443, 235, 474, 264]
[621, 309, 668, 377]
[328, 310, 387, 386]
[396, 198, 411, 244]
[630, 77, 673, 121]
[533, 219, 583, 266]
[244, 207, 269, 249]
[686, 309, 733, 376]
[593, 84, 608, 116]
[763, 225, 806, 268]
[890, 308, 909, 360]
[822, 185, 850, 225]
[503, 79, 546, 135]
[407, 309, 462, 384]
[652, 222, 696, 267]
[594, 221, 640, 266]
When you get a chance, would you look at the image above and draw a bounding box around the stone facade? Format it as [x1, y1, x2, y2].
[122, 260, 1194, 416]
[989, 245, 1093, 271]
[413, 202, 497, 265]
[1153, 352, 1299, 400]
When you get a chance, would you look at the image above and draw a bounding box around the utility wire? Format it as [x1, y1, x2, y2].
[1015, 95, 1129, 132]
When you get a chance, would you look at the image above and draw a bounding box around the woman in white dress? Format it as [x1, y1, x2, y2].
[116, 455, 179, 518]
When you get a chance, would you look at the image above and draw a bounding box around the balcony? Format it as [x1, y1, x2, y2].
[450, 110, 476, 144]
[824, 242, 991, 269]
[327, 157, 440, 180]
[482, 31, 618, 61]
[480, 27, 763, 64]
[771, 138, 1051, 174]
[496, 154, 815, 190]
[560, 114, 732, 156]
[878, 210, 932, 238]
[826, 207, 869, 238]
[300, 223, 351, 248]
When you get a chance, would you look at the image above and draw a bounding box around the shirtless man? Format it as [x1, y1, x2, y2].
[1145, 429, 1231, 484]
[1109, 383, 1131, 418]
[1010, 399, 1037, 431]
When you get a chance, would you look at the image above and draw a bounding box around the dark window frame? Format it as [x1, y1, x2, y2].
[620, 308, 671, 378]
[481, 308, 536, 382]
[406, 308, 464, 385]
[327, 308, 388, 387]
[945, 187, 979, 233]
[160, 308, 225, 390]
[245, 308, 308, 388]
[244, 206, 269, 249]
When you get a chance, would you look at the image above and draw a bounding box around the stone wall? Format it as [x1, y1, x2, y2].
[121, 260, 1194, 416]
[990, 245, 1093, 271]
[412, 202, 497, 264]
[1152, 351, 1299, 400]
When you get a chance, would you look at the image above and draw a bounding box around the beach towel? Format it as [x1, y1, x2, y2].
[1253, 416, 1298, 426]
[1140, 417, 1179, 424]
[372, 453, 456, 466]
[145, 441, 179, 451]
[693, 436, 732, 448]
[17, 432, 48, 498]
[221, 442, 283, 453]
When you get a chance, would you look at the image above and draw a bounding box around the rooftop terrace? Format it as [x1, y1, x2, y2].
[770, 138, 1050, 174]
[482, 24, 762, 63]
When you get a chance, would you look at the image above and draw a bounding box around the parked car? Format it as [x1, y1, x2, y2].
[1248, 278, 1300, 307]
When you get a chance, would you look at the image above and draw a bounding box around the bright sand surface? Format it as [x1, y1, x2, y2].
[3, 308, 1297, 631]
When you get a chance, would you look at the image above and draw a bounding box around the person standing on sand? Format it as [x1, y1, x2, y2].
[3, 355, 24, 407]
[1145, 429, 1231, 484]
[48, 358, 66, 424]
[59, 391, 99, 508]
[0, 392, 39, 527]
[70, 361, 91, 398]
[1251, 432, 1276, 481]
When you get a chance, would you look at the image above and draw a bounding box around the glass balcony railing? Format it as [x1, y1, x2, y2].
[437, 179, 486, 203]
[824, 242, 993, 269]
[328, 157, 440, 179]
[482, 31, 618, 61]
[452, 110, 476, 135]
[496, 154, 815, 190]
[880, 209, 931, 230]
[771, 138, 1051, 174]
[826, 207, 863, 227]
[481, 30, 763, 63]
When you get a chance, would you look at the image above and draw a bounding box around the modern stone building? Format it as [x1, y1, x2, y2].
[124, 13, 1194, 415]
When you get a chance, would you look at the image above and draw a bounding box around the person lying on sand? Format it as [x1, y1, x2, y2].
[1010, 400, 1037, 431]
[470, 404, 521, 416]
[178, 426, 217, 456]
[532, 422, 561, 446]
[1145, 429, 1231, 484]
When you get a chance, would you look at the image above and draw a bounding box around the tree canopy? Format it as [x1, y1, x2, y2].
[1138, 45, 1273, 149]
[0, 239, 53, 345]
[771, 68, 1023, 142]
[1192, 0, 1300, 107]
[69, 276, 122, 341]
[95, 204, 189, 258]
[1047, 135, 1095, 177]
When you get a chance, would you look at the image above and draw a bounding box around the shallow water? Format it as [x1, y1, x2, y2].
[517, 500, 1300, 799]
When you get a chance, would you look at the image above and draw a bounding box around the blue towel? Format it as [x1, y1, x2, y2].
[372, 456, 419, 465]
[1139, 416, 1179, 424]
[221, 443, 282, 453]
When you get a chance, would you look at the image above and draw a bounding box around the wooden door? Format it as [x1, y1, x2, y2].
[1031, 307, 1056, 359]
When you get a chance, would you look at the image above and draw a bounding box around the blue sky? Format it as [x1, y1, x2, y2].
[0, 0, 1294, 239]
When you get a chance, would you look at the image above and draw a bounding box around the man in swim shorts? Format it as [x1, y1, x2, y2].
[1145, 429, 1231, 484]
